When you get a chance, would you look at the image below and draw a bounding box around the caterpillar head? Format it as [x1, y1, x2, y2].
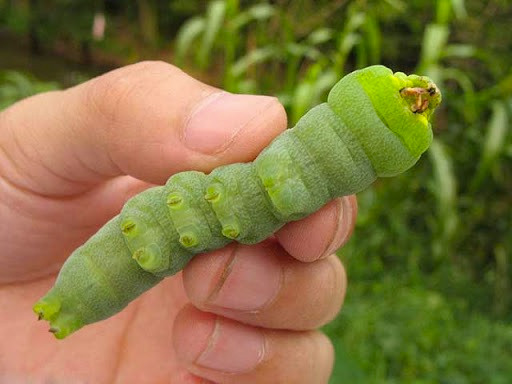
[328, 65, 442, 177]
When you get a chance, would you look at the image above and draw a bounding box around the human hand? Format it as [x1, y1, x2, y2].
[0, 61, 357, 384]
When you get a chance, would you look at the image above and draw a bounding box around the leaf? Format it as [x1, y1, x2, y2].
[174, 17, 205, 67]
[450, 0, 468, 19]
[197, 0, 227, 69]
[286, 42, 321, 60]
[428, 139, 458, 260]
[0, 70, 60, 110]
[440, 67, 476, 121]
[470, 100, 509, 190]
[229, 46, 279, 78]
[289, 65, 336, 124]
[443, 44, 476, 59]
[229, 3, 276, 31]
[382, 0, 406, 11]
[306, 27, 334, 45]
[418, 24, 449, 71]
[247, 3, 275, 20]
[436, 0, 453, 24]
[363, 12, 381, 64]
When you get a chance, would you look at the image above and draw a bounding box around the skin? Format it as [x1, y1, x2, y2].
[0, 61, 357, 384]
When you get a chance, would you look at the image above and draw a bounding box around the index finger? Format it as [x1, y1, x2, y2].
[275, 195, 357, 262]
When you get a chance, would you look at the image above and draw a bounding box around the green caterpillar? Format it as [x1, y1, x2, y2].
[33, 65, 441, 339]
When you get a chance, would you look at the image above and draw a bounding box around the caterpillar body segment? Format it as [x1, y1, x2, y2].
[33, 216, 163, 337]
[206, 162, 283, 244]
[289, 103, 376, 198]
[34, 65, 442, 339]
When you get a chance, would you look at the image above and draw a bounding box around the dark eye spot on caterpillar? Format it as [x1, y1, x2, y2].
[428, 87, 437, 96]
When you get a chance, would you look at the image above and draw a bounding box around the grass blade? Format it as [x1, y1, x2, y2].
[229, 3, 275, 31]
[174, 17, 205, 67]
[470, 100, 509, 190]
[229, 46, 278, 78]
[198, 0, 227, 69]
[428, 139, 458, 261]
[417, 23, 449, 72]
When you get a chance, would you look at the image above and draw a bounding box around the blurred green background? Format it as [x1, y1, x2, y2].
[1, 0, 511, 382]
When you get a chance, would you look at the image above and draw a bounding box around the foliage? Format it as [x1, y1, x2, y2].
[174, 0, 390, 124]
[0, 70, 60, 110]
[325, 281, 512, 384]
[174, 0, 512, 381]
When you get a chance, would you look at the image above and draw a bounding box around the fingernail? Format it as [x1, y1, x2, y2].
[208, 245, 282, 312]
[196, 318, 265, 374]
[322, 196, 357, 257]
[184, 92, 276, 154]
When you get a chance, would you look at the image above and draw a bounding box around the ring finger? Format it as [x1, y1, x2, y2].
[173, 305, 334, 384]
[182, 240, 347, 331]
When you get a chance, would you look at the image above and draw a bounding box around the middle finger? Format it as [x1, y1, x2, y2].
[182, 241, 346, 330]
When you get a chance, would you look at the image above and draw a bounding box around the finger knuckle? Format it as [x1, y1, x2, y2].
[85, 61, 182, 126]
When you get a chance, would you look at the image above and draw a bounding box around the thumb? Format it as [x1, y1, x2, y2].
[0, 61, 287, 196]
